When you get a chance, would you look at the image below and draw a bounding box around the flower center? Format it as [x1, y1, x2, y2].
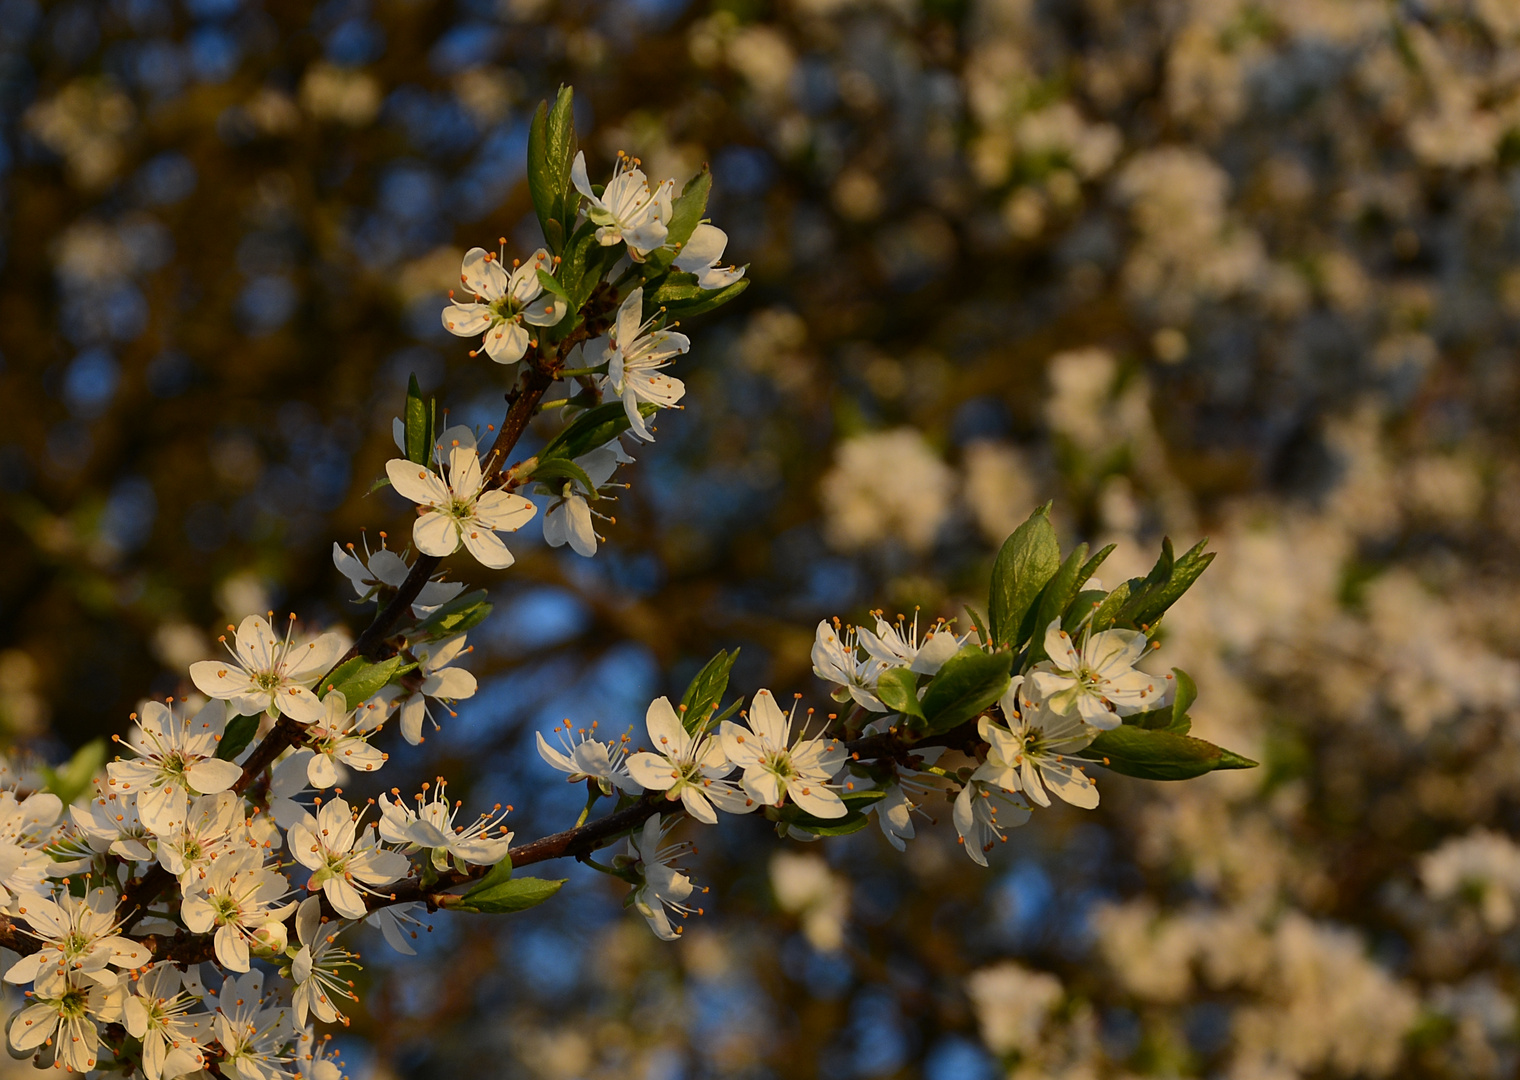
[58, 988, 89, 1020]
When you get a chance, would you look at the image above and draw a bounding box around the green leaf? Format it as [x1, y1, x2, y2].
[964, 605, 991, 647]
[1089, 581, 1130, 632]
[1061, 589, 1107, 633]
[528, 458, 597, 499]
[1170, 667, 1197, 727]
[988, 505, 1061, 649]
[1023, 543, 1088, 667]
[527, 87, 578, 256]
[658, 277, 749, 319]
[538, 400, 656, 463]
[461, 855, 513, 900]
[536, 268, 570, 302]
[215, 715, 260, 761]
[1078, 726, 1257, 781]
[874, 667, 926, 724]
[41, 739, 106, 805]
[321, 655, 404, 705]
[1076, 543, 1116, 591]
[638, 168, 713, 276]
[449, 876, 565, 914]
[404, 374, 435, 468]
[644, 271, 704, 311]
[410, 589, 494, 640]
[680, 649, 739, 734]
[770, 788, 886, 836]
[367, 474, 392, 495]
[918, 647, 1012, 734]
[1119, 538, 1215, 629]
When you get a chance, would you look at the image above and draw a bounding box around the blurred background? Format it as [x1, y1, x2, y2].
[3, 0, 1520, 1076]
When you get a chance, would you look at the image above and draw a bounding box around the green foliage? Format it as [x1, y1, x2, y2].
[875, 667, 925, 722]
[680, 649, 740, 734]
[916, 646, 1012, 734]
[988, 505, 1060, 649]
[657, 278, 749, 320]
[215, 714, 260, 761]
[452, 875, 566, 914]
[1113, 538, 1215, 630]
[769, 788, 886, 837]
[1023, 543, 1089, 666]
[321, 655, 407, 705]
[527, 87, 580, 256]
[404, 374, 436, 468]
[410, 590, 494, 640]
[526, 457, 598, 499]
[41, 740, 106, 806]
[1078, 724, 1256, 781]
[538, 401, 657, 463]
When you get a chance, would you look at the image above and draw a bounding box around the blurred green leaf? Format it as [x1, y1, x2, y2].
[404, 374, 435, 468]
[41, 739, 106, 805]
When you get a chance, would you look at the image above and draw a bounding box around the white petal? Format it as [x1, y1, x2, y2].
[413, 511, 460, 557]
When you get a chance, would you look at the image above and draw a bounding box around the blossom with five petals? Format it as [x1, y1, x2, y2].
[121, 962, 211, 1080]
[594, 288, 689, 442]
[1026, 619, 1172, 729]
[189, 614, 346, 724]
[4, 887, 149, 987]
[289, 798, 409, 919]
[180, 847, 297, 972]
[570, 151, 673, 258]
[376, 779, 512, 872]
[386, 445, 537, 570]
[615, 814, 705, 940]
[625, 697, 751, 825]
[536, 720, 640, 796]
[542, 440, 633, 557]
[289, 896, 360, 1028]
[810, 619, 890, 712]
[332, 537, 464, 617]
[394, 634, 477, 746]
[718, 690, 848, 819]
[440, 246, 562, 364]
[105, 699, 243, 836]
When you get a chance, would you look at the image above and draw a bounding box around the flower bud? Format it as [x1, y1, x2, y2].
[251, 919, 288, 954]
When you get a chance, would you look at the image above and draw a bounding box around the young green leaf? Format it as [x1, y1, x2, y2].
[461, 855, 513, 899]
[404, 374, 435, 467]
[875, 667, 926, 724]
[215, 715, 260, 761]
[988, 505, 1060, 649]
[1023, 543, 1088, 667]
[41, 740, 107, 806]
[1078, 725, 1257, 781]
[527, 458, 597, 499]
[919, 647, 1012, 734]
[538, 400, 657, 462]
[449, 876, 565, 914]
[321, 655, 405, 705]
[964, 604, 991, 646]
[527, 87, 578, 256]
[680, 649, 739, 734]
[657, 278, 749, 319]
[410, 590, 494, 640]
[1089, 581, 1131, 632]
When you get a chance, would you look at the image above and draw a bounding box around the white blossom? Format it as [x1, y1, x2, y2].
[289, 798, 409, 920]
[210, 970, 297, 1080]
[394, 633, 477, 746]
[811, 619, 890, 712]
[8, 965, 124, 1074]
[189, 615, 346, 725]
[440, 246, 562, 364]
[106, 698, 243, 836]
[181, 847, 297, 972]
[542, 440, 633, 558]
[718, 689, 848, 818]
[289, 896, 360, 1028]
[536, 720, 640, 796]
[593, 288, 689, 442]
[386, 445, 536, 570]
[304, 690, 387, 788]
[1027, 618, 1172, 729]
[673, 223, 745, 289]
[953, 780, 1031, 867]
[616, 814, 705, 940]
[571, 151, 673, 258]
[332, 537, 464, 617]
[857, 610, 967, 675]
[121, 963, 212, 1080]
[4, 887, 149, 986]
[376, 779, 512, 873]
[626, 697, 751, 825]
